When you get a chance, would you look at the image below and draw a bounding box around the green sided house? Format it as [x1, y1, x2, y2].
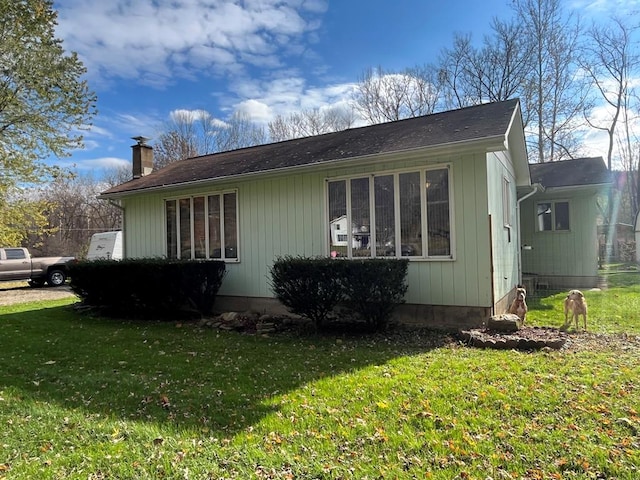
[520, 157, 611, 291]
[99, 99, 606, 328]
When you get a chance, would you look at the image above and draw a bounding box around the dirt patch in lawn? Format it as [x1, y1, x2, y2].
[0, 281, 76, 306]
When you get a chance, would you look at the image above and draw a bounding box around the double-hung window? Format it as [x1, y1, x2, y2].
[327, 166, 452, 259]
[165, 191, 239, 260]
[536, 200, 569, 232]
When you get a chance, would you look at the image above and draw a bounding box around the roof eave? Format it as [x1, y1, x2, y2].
[537, 182, 612, 195]
[99, 134, 509, 199]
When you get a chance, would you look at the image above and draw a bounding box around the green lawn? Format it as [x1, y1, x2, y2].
[0, 281, 638, 479]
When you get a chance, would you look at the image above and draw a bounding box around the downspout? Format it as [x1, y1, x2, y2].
[516, 183, 543, 284]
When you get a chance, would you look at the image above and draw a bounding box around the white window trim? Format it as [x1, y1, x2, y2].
[164, 190, 240, 262]
[325, 163, 455, 261]
[535, 199, 570, 233]
[502, 176, 512, 228]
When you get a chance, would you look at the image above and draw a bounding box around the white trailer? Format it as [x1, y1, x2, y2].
[87, 231, 123, 260]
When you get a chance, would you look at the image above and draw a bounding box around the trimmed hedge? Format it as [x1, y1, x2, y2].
[69, 259, 226, 318]
[269, 257, 343, 329]
[269, 256, 409, 331]
[340, 258, 409, 331]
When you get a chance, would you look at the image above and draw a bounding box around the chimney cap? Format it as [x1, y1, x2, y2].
[132, 135, 150, 146]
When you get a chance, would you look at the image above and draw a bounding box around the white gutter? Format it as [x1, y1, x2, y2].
[516, 183, 543, 284]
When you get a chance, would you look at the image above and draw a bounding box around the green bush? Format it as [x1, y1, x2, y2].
[69, 259, 226, 318]
[340, 258, 409, 330]
[269, 256, 343, 329]
[269, 256, 408, 331]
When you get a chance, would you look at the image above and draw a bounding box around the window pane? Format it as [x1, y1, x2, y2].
[426, 168, 451, 256]
[502, 177, 511, 226]
[328, 180, 347, 257]
[351, 177, 371, 257]
[166, 200, 177, 259]
[374, 175, 395, 256]
[223, 192, 238, 259]
[179, 198, 192, 259]
[399, 172, 422, 256]
[193, 196, 206, 259]
[5, 248, 26, 260]
[537, 202, 552, 231]
[555, 202, 569, 230]
[208, 195, 221, 259]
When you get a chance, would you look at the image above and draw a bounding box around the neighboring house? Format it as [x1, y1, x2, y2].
[100, 99, 602, 328]
[520, 157, 611, 291]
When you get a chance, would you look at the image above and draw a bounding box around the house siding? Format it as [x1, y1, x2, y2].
[487, 151, 520, 310]
[520, 190, 600, 288]
[121, 150, 494, 310]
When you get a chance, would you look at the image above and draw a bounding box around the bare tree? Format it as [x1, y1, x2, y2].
[153, 110, 216, 169]
[153, 110, 266, 167]
[514, 0, 585, 162]
[30, 172, 124, 257]
[214, 111, 266, 152]
[268, 105, 356, 142]
[353, 65, 443, 124]
[438, 19, 533, 111]
[582, 17, 639, 172]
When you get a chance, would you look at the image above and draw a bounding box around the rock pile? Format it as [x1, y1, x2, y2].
[460, 313, 568, 350]
[198, 311, 305, 334]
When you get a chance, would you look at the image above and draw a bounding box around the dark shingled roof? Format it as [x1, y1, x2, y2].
[529, 157, 611, 188]
[102, 99, 520, 197]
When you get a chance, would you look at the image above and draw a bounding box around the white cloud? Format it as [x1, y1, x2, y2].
[235, 99, 273, 123]
[223, 74, 357, 124]
[570, 0, 640, 12]
[169, 109, 212, 122]
[55, 0, 328, 87]
[58, 156, 131, 172]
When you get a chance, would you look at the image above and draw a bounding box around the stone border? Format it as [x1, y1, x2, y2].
[458, 327, 568, 350]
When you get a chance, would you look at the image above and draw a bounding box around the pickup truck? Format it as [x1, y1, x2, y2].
[0, 247, 75, 287]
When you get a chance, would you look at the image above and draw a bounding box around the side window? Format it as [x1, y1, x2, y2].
[327, 166, 452, 259]
[5, 249, 27, 260]
[166, 191, 239, 261]
[502, 177, 511, 227]
[537, 201, 569, 232]
[555, 201, 570, 230]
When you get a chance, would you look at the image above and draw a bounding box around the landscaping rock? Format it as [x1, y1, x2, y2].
[487, 313, 523, 332]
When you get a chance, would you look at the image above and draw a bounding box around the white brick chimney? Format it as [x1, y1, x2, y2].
[131, 136, 153, 178]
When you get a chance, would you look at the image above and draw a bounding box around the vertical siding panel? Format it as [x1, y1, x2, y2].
[280, 177, 291, 254]
[463, 156, 483, 305]
[273, 178, 285, 257]
[303, 175, 317, 256]
[294, 175, 305, 256]
[311, 175, 324, 255]
[474, 157, 491, 306]
[263, 178, 275, 261]
[246, 181, 258, 294]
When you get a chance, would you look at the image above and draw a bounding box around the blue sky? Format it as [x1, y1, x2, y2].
[51, 0, 638, 177]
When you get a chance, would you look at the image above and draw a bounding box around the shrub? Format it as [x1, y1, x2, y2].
[69, 259, 226, 318]
[269, 256, 409, 331]
[340, 258, 409, 330]
[269, 256, 343, 329]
